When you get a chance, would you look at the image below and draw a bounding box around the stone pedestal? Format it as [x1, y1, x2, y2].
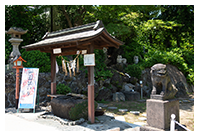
[146, 99, 179, 130]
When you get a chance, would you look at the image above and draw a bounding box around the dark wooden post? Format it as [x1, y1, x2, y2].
[87, 44, 95, 123]
[51, 52, 56, 96]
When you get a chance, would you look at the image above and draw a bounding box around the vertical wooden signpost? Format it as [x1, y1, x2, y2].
[51, 52, 56, 98]
[85, 45, 95, 123]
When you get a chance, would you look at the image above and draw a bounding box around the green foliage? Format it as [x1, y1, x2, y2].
[138, 46, 194, 84]
[21, 50, 51, 72]
[5, 35, 12, 64]
[94, 49, 113, 80]
[5, 5, 50, 60]
[122, 41, 144, 64]
[125, 64, 142, 79]
[159, 5, 194, 44]
[105, 23, 132, 42]
[96, 99, 109, 104]
[5, 5, 194, 86]
[69, 100, 98, 120]
[95, 68, 113, 81]
[56, 83, 71, 95]
[137, 19, 182, 49]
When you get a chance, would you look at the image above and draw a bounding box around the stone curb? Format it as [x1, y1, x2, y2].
[38, 114, 85, 126]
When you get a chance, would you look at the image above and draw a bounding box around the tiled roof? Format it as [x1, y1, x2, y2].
[22, 20, 124, 51]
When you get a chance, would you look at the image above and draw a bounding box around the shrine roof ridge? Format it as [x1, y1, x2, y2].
[44, 20, 104, 39]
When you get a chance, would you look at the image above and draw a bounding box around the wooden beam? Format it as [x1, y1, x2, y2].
[100, 36, 118, 48]
[54, 51, 77, 56]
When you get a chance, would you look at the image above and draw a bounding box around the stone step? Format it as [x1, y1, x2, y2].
[115, 116, 126, 122]
[141, 113, 147, 117]
[130, 111, 140, 115]
[119, 109, 128, 112]
[138, 117, 147, 121]
[108, 107, 118, 110]
[98, 103, 108, 108]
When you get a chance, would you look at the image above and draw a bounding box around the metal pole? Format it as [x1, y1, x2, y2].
[170, 114, 176, 131]
[140, 81, 143, 99]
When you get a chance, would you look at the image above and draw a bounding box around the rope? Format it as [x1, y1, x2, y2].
[59, 51, 81, 77]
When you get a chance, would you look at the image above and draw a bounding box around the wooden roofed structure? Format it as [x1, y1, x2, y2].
[23, 20, 124, 123]
[23, 20, 123, 55]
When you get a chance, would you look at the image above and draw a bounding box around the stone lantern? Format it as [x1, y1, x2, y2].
[5, 27, 27, 108]
[6, 27, 28, 64]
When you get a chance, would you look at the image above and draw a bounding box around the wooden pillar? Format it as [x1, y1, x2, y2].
[87, 44, 95, 123]
[15, 68, 20, 109]
[51, 52, 56, 96]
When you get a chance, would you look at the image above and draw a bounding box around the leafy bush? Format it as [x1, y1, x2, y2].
[181, 43, 194, 66]
[5, 35, 12, 64]
[69, 100, 98, 120]
[22, 50, 51, 72]
[56, 83, 71, 95]
[95, 68, 113, 81]
[125, 64, 142, 79]
[138, 48, 194, 85]
[94, 49, 114, 81]
[122, 41, 144, 64]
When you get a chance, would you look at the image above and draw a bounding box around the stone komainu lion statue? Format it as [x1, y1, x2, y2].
[150, 63, 178, 100]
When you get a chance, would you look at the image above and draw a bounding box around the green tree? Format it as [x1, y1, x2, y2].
[158, 5, 194, 46]
[5, 5, 50, 64]
[137, 19, 182, 50]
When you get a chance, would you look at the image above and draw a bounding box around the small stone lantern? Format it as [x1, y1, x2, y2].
[6, 27, 28, 63]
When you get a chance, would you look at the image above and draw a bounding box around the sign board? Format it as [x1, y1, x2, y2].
[18, 68, 39, 109]
[84, 53, 95, 66]
[53, 48, 62, 54]
[81, 50, 87, 54]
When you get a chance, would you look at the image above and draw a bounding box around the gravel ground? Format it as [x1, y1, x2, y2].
[5, 97, 194, 131]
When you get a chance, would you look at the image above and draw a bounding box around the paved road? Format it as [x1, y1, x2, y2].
[5, 114, 60, 131]
[4, 108, 140, 131]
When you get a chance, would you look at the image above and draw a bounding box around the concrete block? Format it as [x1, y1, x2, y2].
[146, 99, 179, 130]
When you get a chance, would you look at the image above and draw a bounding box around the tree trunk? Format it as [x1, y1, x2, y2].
[61, 5, 73, 28]
[50, 6, 53, 32]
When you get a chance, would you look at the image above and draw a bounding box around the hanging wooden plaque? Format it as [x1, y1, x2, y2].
[53, 48, 62, 54]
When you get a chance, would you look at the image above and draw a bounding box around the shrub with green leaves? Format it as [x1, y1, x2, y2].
[94, 49, 114, 81]
[22, 50, 51, 72]
[125, 64, 142, 79]
[95, 68, 113, 81]
[138, 48, 194, 85]
[56, 83, 71, 95]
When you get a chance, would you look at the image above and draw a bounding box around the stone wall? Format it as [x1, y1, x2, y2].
[5, 64, 194, 108]
[5, 69, 52, 108]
